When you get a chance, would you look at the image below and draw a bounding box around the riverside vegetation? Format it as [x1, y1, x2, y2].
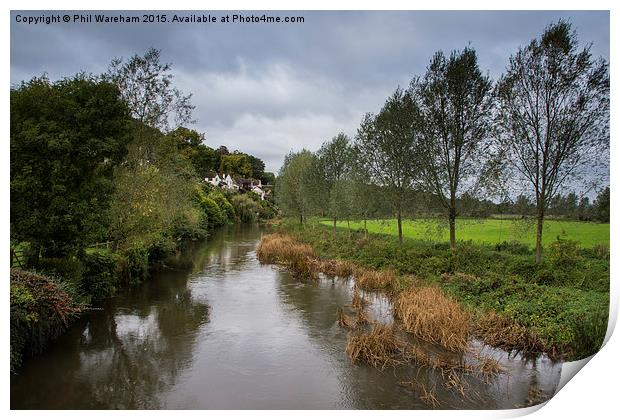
[260, 222, 608, 362]
[10, 49, 278, 373]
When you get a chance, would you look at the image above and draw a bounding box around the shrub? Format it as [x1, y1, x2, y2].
[79, 250, 121, 302]
[495, 241, 530, 255]
[118, 242, 150, 284]
[10, 269, 83, 373]
[230, 194, 260, 223]
[208, 190, 235, 221]
[548, 239, 580, 269]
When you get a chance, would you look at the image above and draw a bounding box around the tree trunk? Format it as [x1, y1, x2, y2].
[397, 211, 403, 244]
[535, 206, 545, 264]
[449, 208, 456, 250]
[300, 214, 303, 225]
[347, 219, 351, 237]
[333, 217, 337, 235]
[364, 217, 368, 239]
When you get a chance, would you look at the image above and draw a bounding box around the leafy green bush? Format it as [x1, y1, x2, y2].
[80, 250, 121, 302]
[209, 190, 235, 221]
[495, 240, 531, 255]
[230, 194, 260, 223]
[118, 242, 150, 284]
[37, 257, 83, 283]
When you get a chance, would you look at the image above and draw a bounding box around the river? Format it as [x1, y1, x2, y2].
[10, 224, 561, 409]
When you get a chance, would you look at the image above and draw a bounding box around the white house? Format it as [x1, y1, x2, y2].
[204, 173, 239, 190]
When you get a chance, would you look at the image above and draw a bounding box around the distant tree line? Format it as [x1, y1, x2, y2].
[276, 20, 609, 264]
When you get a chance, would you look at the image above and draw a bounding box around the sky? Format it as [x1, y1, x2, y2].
[10, 10, 610, 174]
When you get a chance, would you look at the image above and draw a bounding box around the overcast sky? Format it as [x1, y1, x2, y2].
[10, 10, 609, 174]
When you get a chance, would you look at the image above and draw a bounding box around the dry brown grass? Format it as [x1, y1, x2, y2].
[346, 324, 408, 369]
[393, 287, 471, 352]
[475, 312, 545, 355]
[338, 308, 357, 329]
[399, 380, 440, 408]
[476, 357, 505, 381]
[351, 292, 368, 310]
[355, 268, 398, 291]
[256, 233, 317, 278]
[318, 259, 357, 277]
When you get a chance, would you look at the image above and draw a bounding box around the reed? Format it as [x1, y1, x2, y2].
[393, 287, 471, 352]
[338, 308, 357, 329]
[399, 380, 440, 408]
[318, 259, 357, 277]
[355, 268, 398, 291]
[256, 233, 317, 279]
[346, 324, 408, 369]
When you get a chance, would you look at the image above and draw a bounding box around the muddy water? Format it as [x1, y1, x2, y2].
[10, 225, 561, 409]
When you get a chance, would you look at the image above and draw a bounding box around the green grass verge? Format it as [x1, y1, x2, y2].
[322, 218, 609, 248]
[284, 219, 609, 361]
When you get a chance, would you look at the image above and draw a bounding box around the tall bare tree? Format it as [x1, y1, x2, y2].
[107, 48, 194, 133]
[496, 20, 609, 264]
[354, 88, 422, 244]
[413, 47, 494, 249]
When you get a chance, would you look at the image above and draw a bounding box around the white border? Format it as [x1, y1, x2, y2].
[3, 2, 617, 420]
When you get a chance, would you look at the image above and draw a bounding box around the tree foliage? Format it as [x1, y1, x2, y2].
[11, 74, 131, 257]
[414, 47, 494, 248]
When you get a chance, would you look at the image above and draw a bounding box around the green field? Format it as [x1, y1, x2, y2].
[323, 218, 609, 248]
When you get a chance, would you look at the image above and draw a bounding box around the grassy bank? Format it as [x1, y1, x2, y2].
[323, 218, 609, 248]
[279, 219, 609, 361]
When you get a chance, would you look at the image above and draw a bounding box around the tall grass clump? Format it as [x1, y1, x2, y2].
[355, 268, 398, 290]
[393, 287, 471, 352]
[256, 233, 317, 279]
[346, 324, 409, 369]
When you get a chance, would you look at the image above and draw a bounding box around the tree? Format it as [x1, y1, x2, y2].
[11, 74, 131, 259]
[354, 88, 423, 244]
[219, 153, 252, 178]
[316, 133, 353, 234]
[275, 150, 319, 224]
[496, 20, 609, 263]
[107, 48, 194, 133]
[593, 187, 610, 223]
[414, 47, 494, 249]
[247, 155, 266, 180]
[168, 127, 219, 178]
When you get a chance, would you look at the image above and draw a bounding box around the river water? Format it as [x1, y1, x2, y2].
[11, 224, 561, 409]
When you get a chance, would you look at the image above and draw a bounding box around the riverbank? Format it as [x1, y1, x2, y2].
[10, 190, 277, 374]
[274, 220, 609, 361]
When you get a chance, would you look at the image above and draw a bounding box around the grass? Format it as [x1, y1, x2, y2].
[281, 220, 609, 361]
[323, 218, 609, 248]
[393, 287, 471, 353]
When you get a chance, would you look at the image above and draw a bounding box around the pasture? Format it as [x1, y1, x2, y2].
[323, 218, 609, 248]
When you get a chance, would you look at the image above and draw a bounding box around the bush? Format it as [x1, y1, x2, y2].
[495, 240, 530, 255]
[548, 239, 581, 269]
[10, 269, 83, 373]
[230, 194, 260, 223]
[118, 242, 150, 284]
[37, 257, 83, 284]
[79, 250, 121, 302]
[209, 190, 235, 221]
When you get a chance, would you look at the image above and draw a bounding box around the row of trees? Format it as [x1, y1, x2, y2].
[276, 21, 609, 263]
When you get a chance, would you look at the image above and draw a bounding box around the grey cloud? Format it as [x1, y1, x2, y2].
[10, 10, 609, 173]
